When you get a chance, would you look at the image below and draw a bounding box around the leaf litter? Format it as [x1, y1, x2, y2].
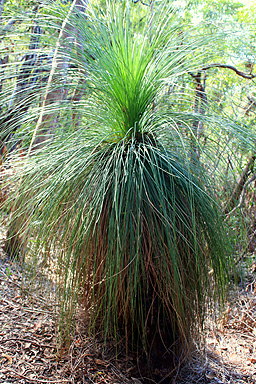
[0, 242, 256, 383]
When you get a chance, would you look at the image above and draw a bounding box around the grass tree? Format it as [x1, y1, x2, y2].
[1, 0, 231, 377]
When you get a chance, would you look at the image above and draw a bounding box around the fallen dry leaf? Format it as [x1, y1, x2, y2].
[1, 353, 13, 364]
[249, 357, 256, 364]
[131, 378, 143, 384]
[206, 371, 216, 379]
[32, 318, 42, 332]
[94, 358, 110, 367]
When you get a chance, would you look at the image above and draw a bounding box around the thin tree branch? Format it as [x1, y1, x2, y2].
[132, 0, 151, 6]
[201, 63, 256, 79]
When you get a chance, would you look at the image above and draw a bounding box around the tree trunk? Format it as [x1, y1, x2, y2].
[224, 154, 256, 214]
[33, 0, 88, 147]
[0, 0, 4, 22]
[190, 70, 208, 159]
[4, 0, 88, 260]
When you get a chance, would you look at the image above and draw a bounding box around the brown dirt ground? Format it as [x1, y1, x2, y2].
[1, 248, 256, 384]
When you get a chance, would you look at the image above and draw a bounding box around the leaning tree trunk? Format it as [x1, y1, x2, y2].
[4, 0, 88, 260]
[3, 21, 43, 259]
[33, 0, 88, 148]
[224, 154, 256, 214]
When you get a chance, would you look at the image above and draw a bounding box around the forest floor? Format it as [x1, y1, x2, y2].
[0, 243, 256, 383]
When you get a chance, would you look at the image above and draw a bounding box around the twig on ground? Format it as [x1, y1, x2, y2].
[1, 338, 54, 349]
[5, 369, 71, 383]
